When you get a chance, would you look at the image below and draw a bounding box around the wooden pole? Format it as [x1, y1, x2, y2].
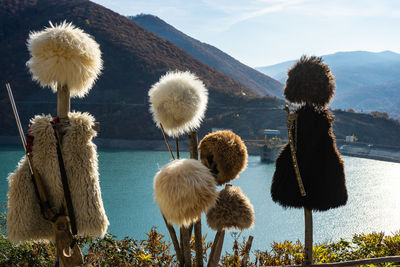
[189, 131, 204, 267]
[189, 131, 198, 159]
[304, 208, 313, 265]
[240, 235, 254, 267]
[56, 84, 70, 267]
[57, 84, 70, 124]
[163, 216, 184, 266]
[181, 225, 192, 267]
[160, 123, 175, 160]
[194, 220, 203, 267]
[156, 126, 184, 265]
[176, 137, 180, 159]
[207, 230, 225, 267]
[207, 184, 231, 267]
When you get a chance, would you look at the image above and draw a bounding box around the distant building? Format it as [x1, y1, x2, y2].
[211, 128, 231, 132]
[264, 129, 280, 136]
[261, 129, 282, 163]
[346, 135, 356, 142]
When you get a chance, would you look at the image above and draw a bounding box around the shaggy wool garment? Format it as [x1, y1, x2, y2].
[206, 185, 254, 231]
[7, 112, 109, 243]
[271, 105, 348, 211]
[149, 71, 208, 137]
[26, 21, 103, 98]
[154, 159, 217, 227]
[199, 130, 248, 185]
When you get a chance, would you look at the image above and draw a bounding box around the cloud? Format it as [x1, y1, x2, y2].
[200, 0, 306, 32]
[288, 0, 400, 18]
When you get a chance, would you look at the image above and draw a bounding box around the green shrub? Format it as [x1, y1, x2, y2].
[1, 211, 400, 267]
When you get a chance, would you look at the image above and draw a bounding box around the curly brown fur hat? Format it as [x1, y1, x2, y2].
[153, 159, 218, 227]
[206, 185, 254, 231]
[199, 130, 247, 185]
[284, 55, 335, 107]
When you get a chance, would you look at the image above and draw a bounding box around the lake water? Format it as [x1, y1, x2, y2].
[1, 145, 400, 253]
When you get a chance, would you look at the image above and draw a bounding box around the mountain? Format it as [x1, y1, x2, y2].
[130, 14, 283, 97]
[0, 0, 281, 141]
[1, 0, 400, 148]
[336, 80, 400, 116]
[256, 51, 400, 118]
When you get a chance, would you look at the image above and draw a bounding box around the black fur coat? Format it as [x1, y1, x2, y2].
[271, 105, 348, 211]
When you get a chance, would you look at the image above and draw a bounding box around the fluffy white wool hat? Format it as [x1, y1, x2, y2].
[154, 159, 217, 227]
[26, 21, 103, 98]
[149, 71, 208, 137]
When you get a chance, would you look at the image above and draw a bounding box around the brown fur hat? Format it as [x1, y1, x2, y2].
[284, 55, 335, 108]
[206, 185, 254, 231]
[153, 159, 217, 227]
[199, 130, 247, 185]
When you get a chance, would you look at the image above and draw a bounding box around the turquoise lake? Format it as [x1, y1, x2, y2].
[1, 145, 400, 252]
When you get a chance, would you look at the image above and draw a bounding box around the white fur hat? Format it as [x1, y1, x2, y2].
[26, 21, 103, 98]
[149, 71, 208, 137]
[154, 159, 217, 227]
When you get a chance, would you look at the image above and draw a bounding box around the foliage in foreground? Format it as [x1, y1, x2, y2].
[1, 209, 400, 267]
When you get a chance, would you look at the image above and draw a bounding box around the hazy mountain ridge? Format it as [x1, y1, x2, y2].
[0, 0, 281, 140]
[0, 0, 399, 147]
[130, 14, 283, 97]
[256, 51, 400, 118]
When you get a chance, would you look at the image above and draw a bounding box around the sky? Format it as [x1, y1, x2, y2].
[91, 0, 400, 67]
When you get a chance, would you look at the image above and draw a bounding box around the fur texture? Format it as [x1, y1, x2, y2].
[149, 71, 208, 137]
[199, 130, 247, 185]
[206, 186, 254, 231]
[7, 112, 109, 243]
[284, 56, 335, 108]
[153, 159, 217, 227]
[271, 106, 348, 211]
[26, 21, 103, 98]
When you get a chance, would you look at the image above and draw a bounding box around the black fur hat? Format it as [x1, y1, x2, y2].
[284, 56, 335, 107]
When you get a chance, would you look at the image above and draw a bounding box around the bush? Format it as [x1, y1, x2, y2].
[1, 211, 400, 266]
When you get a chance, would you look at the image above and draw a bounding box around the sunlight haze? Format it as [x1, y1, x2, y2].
[90, 0, 400, 67]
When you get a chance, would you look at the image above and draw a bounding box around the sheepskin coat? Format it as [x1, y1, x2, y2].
[271, 105, 347, 211]
[7, 112, 109, 243]
[154, 159, 217, 227]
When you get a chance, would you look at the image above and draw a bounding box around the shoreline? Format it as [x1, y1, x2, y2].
[336, 141, 400, 163]
[2, 136, 400, 163]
